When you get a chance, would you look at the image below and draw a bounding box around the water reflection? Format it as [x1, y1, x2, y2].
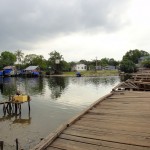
[47, 77, 69, 99]
[0, 113, 31, 125]
[0, 77, 17, 96]
[17, 77, 45, 96]
[70, 76, 119, 87]
[0, 77, 45, 97]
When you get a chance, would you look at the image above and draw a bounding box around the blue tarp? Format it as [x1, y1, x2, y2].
[0, 71, 3, 76]
[4, 69, 12, 75]
[32, 72, 39, 76]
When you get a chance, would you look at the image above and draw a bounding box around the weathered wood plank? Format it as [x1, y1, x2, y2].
[82, 114, 150, 124]
[79, 117, 150, 129]
[46, 147, 63, 150]
[69, 124, 150, 137]
[63, 127, 150, 147]
[59, 134, 150, 150]
[50, 138, 119, 150]
[74, 120, 150, 134]
[89, 109, 150, 117]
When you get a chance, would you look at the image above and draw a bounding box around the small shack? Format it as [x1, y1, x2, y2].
[3, 66, 17, 76]
[23, 66, 40, 76]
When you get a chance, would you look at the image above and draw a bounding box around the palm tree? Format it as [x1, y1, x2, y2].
[15, 50, 24, 64]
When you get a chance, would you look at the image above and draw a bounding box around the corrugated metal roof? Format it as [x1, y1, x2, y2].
[25, 66, 39, 71]
[3, 66, 16, 69]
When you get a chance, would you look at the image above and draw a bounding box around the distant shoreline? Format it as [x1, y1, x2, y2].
[45, 70, 119, 77]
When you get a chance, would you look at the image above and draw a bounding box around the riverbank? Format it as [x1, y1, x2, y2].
[49, 70, 119, 77]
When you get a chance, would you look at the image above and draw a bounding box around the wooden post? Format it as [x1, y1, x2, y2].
[15, 139, 18, 150]
[0, 141, 4, 150]
[15, 103, 18, 114]
[19, 104, 21, 115]
[3, 103, 6, 116]
[28, 100, 30, 113]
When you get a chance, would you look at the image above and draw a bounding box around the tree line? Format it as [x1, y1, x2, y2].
[0, 49, 150, 73]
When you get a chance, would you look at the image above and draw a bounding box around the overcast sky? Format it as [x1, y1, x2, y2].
[0, 0, 150, 61]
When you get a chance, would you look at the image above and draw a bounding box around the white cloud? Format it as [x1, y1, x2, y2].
[0, 0, 150, 61]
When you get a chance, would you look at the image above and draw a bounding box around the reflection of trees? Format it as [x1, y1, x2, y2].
[47, 77, 69, 99]
[87, 77, 119, 86]
[0, 77, 17, 96]
[0, 77, 45, 97]
[71, 76, 120, 87]
[22, 77, 45, 95]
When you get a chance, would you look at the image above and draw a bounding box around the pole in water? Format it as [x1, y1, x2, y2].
[0, 141, 4, 150]
[28, 96, 31, 113]
[15, 139, 18, 150]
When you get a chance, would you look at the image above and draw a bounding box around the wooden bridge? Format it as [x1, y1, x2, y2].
[32, 90, 150, 150]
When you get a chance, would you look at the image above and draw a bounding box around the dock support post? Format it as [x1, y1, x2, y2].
[15, 103, 18, 114]
[15, 139, 18, 150]
[28, 100, 30, 113]
[0, 141, 4, 150]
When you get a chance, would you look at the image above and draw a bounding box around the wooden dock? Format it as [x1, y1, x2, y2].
[32, 91, 150, 150]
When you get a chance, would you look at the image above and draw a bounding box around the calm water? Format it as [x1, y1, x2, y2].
[0, 76, 120, 149]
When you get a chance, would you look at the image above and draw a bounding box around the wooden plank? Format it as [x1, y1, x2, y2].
[82, 114, 150, 124]
[50, 138, 118, 150]
[89, 109, 150, 117]
[59, 134, 150, 150]
[46, 147, 63, 150]
[86, 112, 150, 123]
[89, 109, 150, 114]
[69, 124, 150, 137]
[63, 126, 150, 147]
[80, 117, 150, 129]
[74, 120, 150, 134]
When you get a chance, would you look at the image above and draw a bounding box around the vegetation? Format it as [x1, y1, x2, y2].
[120, 49, 150, 73]
[142, 57, 150, 68]
[119, 60, 137, 73]
[0, 51, 16, 68]
[0, 48, 149, 75]
[62, 70, 118, 76]
[122, 49, 149, 64]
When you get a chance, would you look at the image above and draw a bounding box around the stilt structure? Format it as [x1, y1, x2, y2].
[0, 95, 31, 116]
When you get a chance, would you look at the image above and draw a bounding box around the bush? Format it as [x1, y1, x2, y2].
[120, 60, 136, 73]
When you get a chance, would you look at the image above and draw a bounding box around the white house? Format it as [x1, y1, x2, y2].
[72, 64, 87, 71]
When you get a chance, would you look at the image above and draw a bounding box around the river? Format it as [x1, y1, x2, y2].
[0, 76, 120, 149]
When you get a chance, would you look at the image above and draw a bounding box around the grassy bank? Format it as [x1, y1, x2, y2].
[62, 70, 119, 76]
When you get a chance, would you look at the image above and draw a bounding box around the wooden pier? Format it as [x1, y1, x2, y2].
[32, 90, 150, 150]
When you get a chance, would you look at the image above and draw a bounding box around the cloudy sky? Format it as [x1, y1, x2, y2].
[0, 0, 150, 61]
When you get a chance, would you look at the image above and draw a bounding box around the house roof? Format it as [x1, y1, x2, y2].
[25, 66, 39, 71]
[3, 66, 16, 69]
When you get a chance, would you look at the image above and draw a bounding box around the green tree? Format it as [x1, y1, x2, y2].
[15, 50, 24, 64]
[48, 51, 64, 74]
[142, 57, 150, 68]
[0, 51, 16, 68]
[32, 55, 47, 70]
[23, 54, 47, 70]
[123, 49, 149, 64]
[62, 60, 70, 71]
[120, 60, 136, 73]
[108, 58, 119, 67]
[23, 54, 37, 66]
[100, 58, 109, 67]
